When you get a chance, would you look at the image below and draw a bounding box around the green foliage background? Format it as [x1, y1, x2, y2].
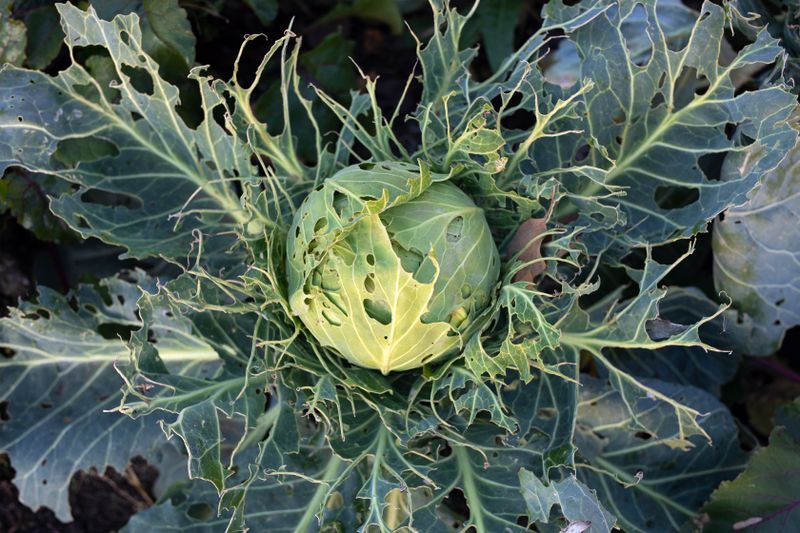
[0, 1, 799, 532]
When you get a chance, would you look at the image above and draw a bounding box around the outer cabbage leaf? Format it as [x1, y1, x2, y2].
[601, 287, 739, 394]
[118, 274, 336, 531]
[575, 377, 748, 533]
[124, 454, 356, 533]
[410, 0, 796, 254]
[93, 0, 196, 71]
[562, 248, 728, 448]
[295, 350, 581, 533]
[0, 3, 251, 261]
[325, 404, 439, 532]
[520, 470, 616, 532]
[552, 0, 797, 249]
[702, 398, 800, 532]
[0, 272, 209, 521]
[713, 140, 800, 355]
[543, 0, 699, 89]
[407, 354, 581, 533]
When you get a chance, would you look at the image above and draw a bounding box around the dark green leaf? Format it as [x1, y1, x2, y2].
[243, 0, 278, 26]
[23, 6, 63, 69]
[602, 287, 740, 395]
[0, 12, 26, 66]
[576, 377, 748, 532]
[543, 1, 797, 250]
[0, 273, 187, 521]
[0, 169, 76, 243]
[142, 0, 197, 66]
[702, 398, 800, 532]
[474, 0, 522, 72]
[0, 4, 250, 260]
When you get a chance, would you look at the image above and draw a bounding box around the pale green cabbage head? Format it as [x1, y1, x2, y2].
[287, 162, 500, 373]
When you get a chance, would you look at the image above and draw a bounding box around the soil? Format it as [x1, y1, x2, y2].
[0, 454, 158, 533]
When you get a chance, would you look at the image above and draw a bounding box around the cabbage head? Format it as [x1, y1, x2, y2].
[287, 162, 500, 373]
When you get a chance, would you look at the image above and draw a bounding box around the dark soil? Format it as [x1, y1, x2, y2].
[0, 454, 158, 533]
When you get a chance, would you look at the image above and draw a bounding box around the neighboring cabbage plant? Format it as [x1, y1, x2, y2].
[287, 161, 500, 373]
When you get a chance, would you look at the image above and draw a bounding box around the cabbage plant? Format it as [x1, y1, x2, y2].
[0, 1, 797, 532]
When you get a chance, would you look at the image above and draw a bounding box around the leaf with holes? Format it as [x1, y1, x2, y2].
[534, 0, 797, 253]
[575, 376, 748, 532]
[0, 272, 198, 521]
[713, 139, 800, 355]
[0, 3, 250, 261]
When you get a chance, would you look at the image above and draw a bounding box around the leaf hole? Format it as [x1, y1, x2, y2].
[313, 218, 328, 234]
[724, 123, 739, 141]
[446, 216, 464, 242]
[574, 144, 590, 162]
[120, 65, 154, 95]
[698, 152, 724, 181]
[634, 431, 653, 440]
[80, 189, 144, 210]
[650, 92, 665, 109]
[97, 323, 138, 341]
[332, 191, 347, 217]
[53, 137, 120, 167]
[363, 299, 392, 325]
[438, 442, 452, 457]
[187, 502, 213, 521]
[0, 402, 9, 421]
[653, 185, 699, 210]
[364, 274, 375, 293]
